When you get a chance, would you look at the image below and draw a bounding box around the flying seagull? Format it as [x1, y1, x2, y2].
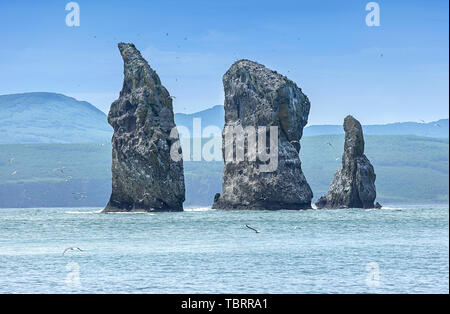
[245, 224, 261, 233]
[138, 192, 151, 203]
[62, 247, 83, 256]
[324, 142, 333, 147]
[72, 192, 87, 200]
[53, 167, 65, 174]
[294, 226, 301, 230]
[8, 157, 15, 164]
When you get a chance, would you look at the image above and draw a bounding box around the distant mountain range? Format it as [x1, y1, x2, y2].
[0, 92, 448, 144]
[0, 92, 111, 144]
[175, 105, 225, 137]
[176, 105, 449, 138]
[305, 119, 449, 138]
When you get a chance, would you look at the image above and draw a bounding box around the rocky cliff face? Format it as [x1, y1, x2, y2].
[212, 60, 313, 210]
[103, 43, 185, 212]
[315, 115, 378, 209]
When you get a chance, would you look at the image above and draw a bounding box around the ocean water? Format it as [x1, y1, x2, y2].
[0, 205, 448, 294]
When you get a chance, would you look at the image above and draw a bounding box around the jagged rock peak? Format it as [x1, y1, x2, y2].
[315, 115, 379, 209]
[117, 43, 163, 95]
[103, 43, 185, 213]
[343, 115, 365, 159]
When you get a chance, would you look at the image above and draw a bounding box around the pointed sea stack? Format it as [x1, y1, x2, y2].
[212, 60, 313, 210]
[103, 43, 185, 212]
[315, 115, 379, 209]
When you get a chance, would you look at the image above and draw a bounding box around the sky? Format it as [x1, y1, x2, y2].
[0, 0, 448, 125]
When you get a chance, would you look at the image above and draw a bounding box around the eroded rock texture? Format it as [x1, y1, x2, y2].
[315, 115, 378, 209]
[103, 43, 185, 212]
[212, 60, 313, 210]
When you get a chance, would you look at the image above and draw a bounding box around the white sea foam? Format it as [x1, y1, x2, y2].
[65, 210, 102, 214]
[105, 211, 155, 215]
[365, 207, 404, 212]
[379, 206, 405, 211]
[184, 207, 214, 212]
[65, 207, 214, 214]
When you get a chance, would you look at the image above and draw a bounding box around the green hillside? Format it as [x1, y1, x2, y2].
[300, 135, 449, 204]
[0, 92, 112, 143]
[0, 135, 448, 208]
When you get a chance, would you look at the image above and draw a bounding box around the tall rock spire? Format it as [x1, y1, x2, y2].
[315, 115, 379, 209]
[103, 43, 185, 212]
[212, 60, 313, 210]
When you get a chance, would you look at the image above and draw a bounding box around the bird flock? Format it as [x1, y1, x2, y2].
[5, 157, 88, 202]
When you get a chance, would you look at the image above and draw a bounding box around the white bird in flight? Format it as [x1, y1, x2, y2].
[53, 167, 65, 174]
[62, 247, 83, 256]
[72, 192, 87, 200]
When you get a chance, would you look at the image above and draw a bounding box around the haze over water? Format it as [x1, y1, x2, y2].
[0, 205, 448, 294]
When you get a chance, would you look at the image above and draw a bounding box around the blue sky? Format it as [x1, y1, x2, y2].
[0, 0, 448, 124]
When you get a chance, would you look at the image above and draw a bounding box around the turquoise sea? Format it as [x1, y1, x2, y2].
[0, 205, 448, 294]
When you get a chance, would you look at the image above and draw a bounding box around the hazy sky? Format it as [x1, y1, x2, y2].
[0, 0, 448, 125]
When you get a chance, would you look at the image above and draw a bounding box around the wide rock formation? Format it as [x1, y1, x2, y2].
[212, 60, 313, 210]
[103, 43, 185, 212]
[315, 115, 378, 209]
